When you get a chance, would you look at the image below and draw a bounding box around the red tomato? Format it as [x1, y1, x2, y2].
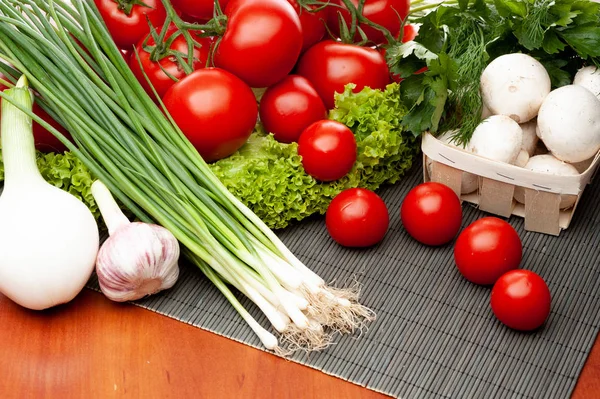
[130, 25, 213, 98]
[214, 0, 303, 88]
[162, 68, 257, 162]
[454, 217, 522, 285]
[491, 270, 551, 331]
[401, 23, 418, 43]
[298, 120, 356, 181]
[171, 0, 229, 21]
[400, 182, 462, 246]
[296, 40, 389, 109]
[94, 0, 167, 50]
[326, 0, 410, 44]
[326, 188, 389, 247]
[259, 75, 327, 144]
[0, 76, 71, 152]
[287, 0, 327, 53]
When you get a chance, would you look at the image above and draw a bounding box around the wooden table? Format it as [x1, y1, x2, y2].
[1, 289, 598, 398]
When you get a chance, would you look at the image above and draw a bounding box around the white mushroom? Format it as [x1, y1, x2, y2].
[537, 84, 600, 163]
[514, 149, 530, 168]
[481, 102, 493, 120]
[573, 66, 600, 99]
[480, 53, 551, 123]
[520, 119, 538, 156]
[468, 115, 523, 164]
[514, 154, 580, 209]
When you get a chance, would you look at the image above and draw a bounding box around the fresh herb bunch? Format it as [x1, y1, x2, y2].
[390, 0, 600, 145]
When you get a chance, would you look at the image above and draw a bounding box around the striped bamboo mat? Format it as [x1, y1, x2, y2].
[89, 164, 600, 398]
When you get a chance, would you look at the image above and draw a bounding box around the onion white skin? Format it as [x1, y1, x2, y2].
[537, 85, 600, 163]
[0, 76, 99, 310]
[468, 115, 523, 164]
[573, 66, 600, 99]
[426, 132, 478, 194]
[514, 155, 579, 209]
[0, 184, 99, 310]
[480, 53, 551, 124]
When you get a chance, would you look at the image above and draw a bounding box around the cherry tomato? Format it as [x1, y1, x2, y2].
[326, 0, 410, 44]
[94, 0, 167, 50]
[0, 75, 71, 153]
[130, 25, 213, 98]
[454, 217, 523, 286]
[287, 0, 327, 53]
[162, 68, 257, 162]
[296, 40, 389, 109]
[214, 0, 303, 88]
[400, 182, 462, 246]
[326, 188, 389, 247]
[401, 23, 418, 43]
[171, 0, 229, 21]
[298, 120, 357, 181]
[491, 270, 551, 331]
[259, 75, 327, 144]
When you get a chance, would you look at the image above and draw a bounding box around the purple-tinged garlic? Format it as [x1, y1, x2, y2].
[91, 180, 180, 302]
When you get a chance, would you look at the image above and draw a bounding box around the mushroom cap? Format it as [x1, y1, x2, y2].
[537, 85, 600, 163]
[468, 115, 523, 164]
[480, 53, 551, 124]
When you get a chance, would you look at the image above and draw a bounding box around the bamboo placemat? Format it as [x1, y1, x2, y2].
[89, 164, 600, 398]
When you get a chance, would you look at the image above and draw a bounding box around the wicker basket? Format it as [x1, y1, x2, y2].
[422, 133, 600, 235]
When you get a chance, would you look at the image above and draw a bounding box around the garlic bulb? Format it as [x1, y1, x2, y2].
[91, 180, 180, 302]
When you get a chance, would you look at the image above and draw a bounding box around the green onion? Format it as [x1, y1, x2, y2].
[0, 0, 374, 352]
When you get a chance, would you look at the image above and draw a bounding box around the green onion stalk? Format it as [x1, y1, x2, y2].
[0, 0, 374, 353]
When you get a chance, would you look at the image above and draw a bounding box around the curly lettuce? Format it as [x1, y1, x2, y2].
[211, 83, 418, 229]
[0, 83, 418, 229]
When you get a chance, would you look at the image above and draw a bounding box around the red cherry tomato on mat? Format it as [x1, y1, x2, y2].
[326, 188, 389, 247]
[400, 182, 462, 246]
[491, 270, 551, 331]
[454, 217, 523, 285]
[298, 120, 357, 181]
[259, 75, 327, 144]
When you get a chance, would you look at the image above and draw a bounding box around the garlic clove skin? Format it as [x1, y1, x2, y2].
[96, 222, 180, 302]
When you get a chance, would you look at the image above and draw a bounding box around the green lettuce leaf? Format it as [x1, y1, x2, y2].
[210, 83, 418, 229]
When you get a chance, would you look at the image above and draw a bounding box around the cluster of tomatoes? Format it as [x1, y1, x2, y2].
[401, 182, 552, 332]
[93, 0, 414, 173]
[324, 181, 552, 332]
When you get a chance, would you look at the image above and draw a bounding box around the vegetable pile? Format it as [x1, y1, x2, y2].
[0, 83, 417, 229]
[0, 0, 597, 354]
[0, 0, 424, 354]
